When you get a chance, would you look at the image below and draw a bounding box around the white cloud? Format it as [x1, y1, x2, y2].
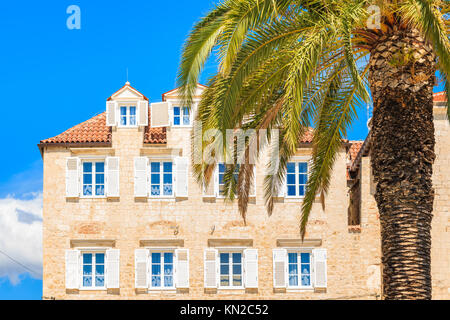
[0, 192, 42, 285]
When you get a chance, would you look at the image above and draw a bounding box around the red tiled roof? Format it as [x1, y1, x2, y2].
[349, 141, 364, 164]
[40, 112, 112, 145]
[144, 106, 166, 144]
[434, 91, 447, 102]
[299, 128, 314, 144]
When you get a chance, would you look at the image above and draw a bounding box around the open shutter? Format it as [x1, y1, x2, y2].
[106, 157, 120, 197]
[106, 101, 117, 126]
[65, 250, 79, 289]
[150, 102, 170, 127]
[273, 249, 287, 288]
[277, 173, 286, 198]
[249, 166, 256, 198]
[244, 249, 258, 288]
[175, 249, 189, 288]
[134, 157, 148, 197]
[106, 249, 120, 289]
[214, 167, 219, 197]
[135, 249, 148, 289]
[175, 156, 188, 197]
[313, 249, 327, 288]
[138, 100, 149, 126]
[204, 249, 218, 288]
[66, 157, 80, 198]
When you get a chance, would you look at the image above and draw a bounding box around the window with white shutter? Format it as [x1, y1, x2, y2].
[66, 157, 80, 198]
[175, 157, 188, 197]
[273, 249, 287, 288]
[106, 101, 117, 126]
[65, 250, 80, 289]
[151, 102, 170, 127]
[138, 100, 149, 126]
[134, 157, 148, 197]
[313, 248, 327, 288]
[135, 249, 148, 289]
[204, 249, 218, 288]
[106, 157, 120, 197]
[175, 249, 189, 288]
[244, 249, 258, 288]
[106, 249, 120, 289]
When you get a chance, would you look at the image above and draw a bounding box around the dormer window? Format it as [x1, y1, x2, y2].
[172, 106, 191, 126]
[120, 105, 137, 127]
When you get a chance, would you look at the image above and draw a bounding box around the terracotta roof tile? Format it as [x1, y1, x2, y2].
[144, 107, 167, 144]
[433, 91, 447, 102]
[299, 128, 314, 144]
[349, 141, 364, 164]
[40, 112, 112, 145]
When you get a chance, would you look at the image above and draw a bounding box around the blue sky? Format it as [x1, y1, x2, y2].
[0, 1, 445, 300]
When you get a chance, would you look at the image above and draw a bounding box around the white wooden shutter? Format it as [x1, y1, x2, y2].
[135, 249, 148, 289]
[175, 249, 189, 288]
[106, 249, 120, 289]
[138, 100, 149, 126]
[106, 101, 117, 126]
[249, 166, 256, 198]
[277, 172, 286, 198]
[106, 157, 120, 197]
[66, 157, 80, 198]
[175, 156, 189, 197]
[204, 249, 218, 288]
[65, 250, 79, 289]
[313, 248, 327, 288]
[214, 167, 219, 197]
[134, 157, 148, 197]
[151, 102, 170, 127]
[273, 249, 287, 288]
[244, 249, 258, 288]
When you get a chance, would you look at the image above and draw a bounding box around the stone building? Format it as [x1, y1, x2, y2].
[38, 83, 449, 299]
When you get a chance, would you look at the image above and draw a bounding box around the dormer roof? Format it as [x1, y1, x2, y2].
[107, 82, 149, 101]
[162, 84, 208, 101]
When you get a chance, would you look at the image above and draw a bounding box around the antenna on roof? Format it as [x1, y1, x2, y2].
[126, 68, 130, 85]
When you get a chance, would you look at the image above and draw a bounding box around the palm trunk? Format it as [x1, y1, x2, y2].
[368, 29, 436, 299]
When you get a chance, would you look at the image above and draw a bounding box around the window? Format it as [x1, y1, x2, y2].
[82, 161, 105, 197]
[82, 252, 105, 289]
[287, 251, 312, 288]
[218, 163, 240, 197]
[286, 162, 308, 197]
[150, 251, 174, 289]
[120, 105, 137, 126]
[219, 251, 243, 288]
[173, 106, 190, 126]
[150, 161, 173, 197]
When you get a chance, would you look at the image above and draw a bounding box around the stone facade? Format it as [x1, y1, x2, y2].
[40, 85, 448, 300]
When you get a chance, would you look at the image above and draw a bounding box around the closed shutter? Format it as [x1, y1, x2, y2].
[244, 249, 258, 288]
[134, 157, 148, 197]
[106, 249, 120, 289]
[135, 249, 148, 289]
[175, 249, 189, 288]
[273, 249, 287, 288]
[138, 100, 149, 126]
[151, 102, 170, 127]
[106, 101, 117, 126]
[66, 157, 80, 198]
[106, 157, 120, 197]
[313, 249, 327, 288]
[65, 250, 80, 289]
[175, 156, 188, 197]
[204, 249, 218, 288]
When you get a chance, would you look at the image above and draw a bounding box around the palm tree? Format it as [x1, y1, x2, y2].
[177, 0, 449, 299]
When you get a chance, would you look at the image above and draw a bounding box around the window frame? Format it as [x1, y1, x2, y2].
[285, 160, 309, 199]
[148, 160, 174, 198]
[286, 249, 314, 290]
[81, 159, 106, 199]
[218, 248, 244, 290]
[79, 249, 107, 291]
[118, 103, 138, 128]
[147, 249, 176, 291]
[171, 105, 192, 127]
[216, 163, 240, 199]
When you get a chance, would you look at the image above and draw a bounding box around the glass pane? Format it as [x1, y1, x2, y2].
[83, 184, 92, 196]
[301, 274, 311, 286]
[164, 276, 173, 287]
[173, 107, 180, 116]
[232, 264, 241, 275]
[299, 162, 308, 173]
[120, 107, 127, 116]
[83, 173, 92, 184]
[163, 184, 172, 196]
[219, 174, 224, 185]
[287, 174, 295, 185]
[83, 253, 92, 264]
[163, 162, 172, 173]
[95, 162, 104, 173]
[83, 276, 92, 287]
[220, 253, 229, 264]
[121, 116, 127, 126]
[151, 174, 160, 184]
[182, 107, 189, 116]
[298, 185, 305, 196]
[151, 162, 160, 173]
[95, 184, 104, 196]
[130, 106, 136, 115]
[83, 265, 92, 276]
[220, 275, 229, 286]
[220, 264, 229, 275]
[163, 173, 172, 184]
[232, 253, 241, 264]
[299, 174, 307, 185]
[95, 253, 104, 264]
[152, 253, 161, 264]
[151, 185, 160, 196]
[219, 163, 225, 173]
[95, 275, 105, 287]
[173, 116, 180, 125]
[287, 162, 295, 173]
[288, 253, 298, 264]
[96, 173, 104, 184]
[289, 275, 298, 286]
[288, 263, 298, 275]
[300, 253, 310, 264]
[164, 264, 173, 276]
[130, 115, 136, 126]
[233, 275, 242, 287]
[287, 185, 296, 196]
[164, 252, 173, 264]
[83, 162, 92, 173]
[183, 115, 190, 125]
[95, 264, 105, 276]
[301, 264, 310, 275]
[152, 276, 161, 287]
